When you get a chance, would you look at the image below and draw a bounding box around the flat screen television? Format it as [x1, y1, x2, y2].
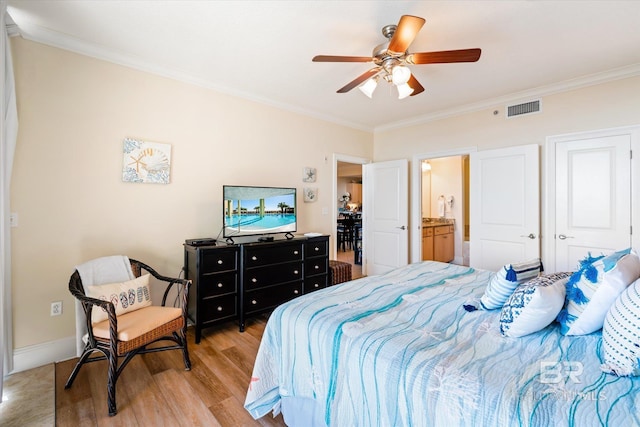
[223, 185, 297, 238]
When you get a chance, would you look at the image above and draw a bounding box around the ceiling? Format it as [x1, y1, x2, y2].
[6, 1, 640, 132]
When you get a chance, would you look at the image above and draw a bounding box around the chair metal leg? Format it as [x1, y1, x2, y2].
[182, 340, 192, 371]
[107, 347, 118, 416]
[64, 349, 94, 389]
[173, 331, 191, 370]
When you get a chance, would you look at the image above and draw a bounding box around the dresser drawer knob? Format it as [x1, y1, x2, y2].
[314, 265, 319, 270]
[217, 283, 223, 288]
[252, 256, 257, 261]
[293, 250, 299, 255]
[293, 290, 299, 294]
[314, 283, 319, 288]
[293, 270, 299, 275]
[217, 306, 223, 311]
[314, 246, 320, 252]
[251, 299, 257, 305]
[251, 278, 257, 283]
[217, 260, 223, 265]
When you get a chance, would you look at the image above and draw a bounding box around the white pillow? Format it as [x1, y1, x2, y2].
[85, 274, 152, 324]
[499, 272, 571, 337]
[557, 248, 640, 336]
[602, 278, 640, 376]
[479, 258, 543, 310]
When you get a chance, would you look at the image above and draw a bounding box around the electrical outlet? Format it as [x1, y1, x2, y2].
[51, 301, 62, 316]
[9, 213, 18, 227]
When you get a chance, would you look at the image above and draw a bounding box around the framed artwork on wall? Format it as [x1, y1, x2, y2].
[303, 167, 317, 182]
[303, 187, 318, 202]
[122, 138, 172, 184]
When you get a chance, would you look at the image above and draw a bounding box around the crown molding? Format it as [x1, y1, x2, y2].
[12, 21, 374, 132]
[12, 20, 640, 134]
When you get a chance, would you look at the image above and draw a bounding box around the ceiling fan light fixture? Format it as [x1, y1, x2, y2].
[358, 78, 378, 98]
[397, 82, 414, 99]
[391, 65, 411, 85]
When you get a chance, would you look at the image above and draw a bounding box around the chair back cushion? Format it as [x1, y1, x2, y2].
[85, 274, 153, 324]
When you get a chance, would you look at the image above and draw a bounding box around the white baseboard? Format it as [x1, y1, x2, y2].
[10, 336, 76, 374]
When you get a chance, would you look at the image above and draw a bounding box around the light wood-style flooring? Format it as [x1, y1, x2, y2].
[10, 256, 360, 426]
[56, 315, 287, 426]
[336, 248, 363, 279]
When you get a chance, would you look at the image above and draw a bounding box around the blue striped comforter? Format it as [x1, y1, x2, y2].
[244, 261, 639, 426]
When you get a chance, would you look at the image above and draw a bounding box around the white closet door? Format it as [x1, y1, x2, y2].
[554, 134, 631, 272]
[470, 144, 540, 271]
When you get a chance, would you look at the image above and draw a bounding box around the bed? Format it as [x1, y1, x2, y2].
[244, 261, 639, 426]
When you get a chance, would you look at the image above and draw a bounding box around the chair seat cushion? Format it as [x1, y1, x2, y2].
[92, 306, 182, 342]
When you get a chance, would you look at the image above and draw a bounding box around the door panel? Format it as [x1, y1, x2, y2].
[470, 145, 540, 271]
[555, 135, 631, 271]
[363, 159, 408, 275]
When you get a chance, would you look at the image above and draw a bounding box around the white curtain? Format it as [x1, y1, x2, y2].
[1, 0, 18, 398]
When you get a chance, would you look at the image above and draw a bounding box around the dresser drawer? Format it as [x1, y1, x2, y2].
[304, 275, 327, 293]
[244, 282, 302, 313]
[422, 227, 434, 237]
[305, 240, 328, 258]
[199, 271, 237, 298]
[244, 243, 303, 267]
[305, 258, 327, 276]
[201, 294, 237, 323]
[244, 262, 303, 289]
[200, 248, 238, 273]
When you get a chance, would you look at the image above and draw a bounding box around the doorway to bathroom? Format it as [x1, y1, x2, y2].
[419, 155, 470, 266]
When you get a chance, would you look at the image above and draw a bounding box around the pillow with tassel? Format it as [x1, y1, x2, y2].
[557, 248, 640, 336]
[464, 258, 543, 311]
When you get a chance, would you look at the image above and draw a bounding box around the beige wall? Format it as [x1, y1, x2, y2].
[10, 35, 640, 360]
[9, 38, 372, 351]
[374, 76, 640, 159]
[374, 76, 640, 263]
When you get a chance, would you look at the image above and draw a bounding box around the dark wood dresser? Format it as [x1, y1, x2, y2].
[184, 235, 329, 342]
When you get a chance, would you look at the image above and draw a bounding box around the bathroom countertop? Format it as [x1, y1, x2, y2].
[421, 218, 455, 227]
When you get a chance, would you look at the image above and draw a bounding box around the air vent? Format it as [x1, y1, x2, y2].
[506, 100, 541, 118]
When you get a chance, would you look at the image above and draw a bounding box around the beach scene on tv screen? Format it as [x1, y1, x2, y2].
[224, 187, 296, 236]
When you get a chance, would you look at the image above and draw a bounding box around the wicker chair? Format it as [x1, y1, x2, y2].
[64, 258, 191, 416]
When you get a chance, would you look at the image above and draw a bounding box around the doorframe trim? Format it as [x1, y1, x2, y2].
[544, 124, 640, 272]
[411, 147, 477, 264]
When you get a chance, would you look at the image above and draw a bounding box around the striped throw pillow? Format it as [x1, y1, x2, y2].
[479, 258, 543, 310]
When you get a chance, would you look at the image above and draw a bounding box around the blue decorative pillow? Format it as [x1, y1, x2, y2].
[500, 272, 571, 337]
[477, 258, 543, 310]
[602, 278, 640, 376]
[557, 248, 640, 336]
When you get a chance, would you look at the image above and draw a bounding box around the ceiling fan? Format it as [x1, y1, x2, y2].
[312, 15, 481, 99]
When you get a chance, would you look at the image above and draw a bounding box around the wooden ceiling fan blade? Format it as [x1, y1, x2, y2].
[407, 74, 424, 96]
[387, 15, 426, 55]
[337, 68, 381, 93]
[313, 55, 373, 63]
[406, 48, 482, 64]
